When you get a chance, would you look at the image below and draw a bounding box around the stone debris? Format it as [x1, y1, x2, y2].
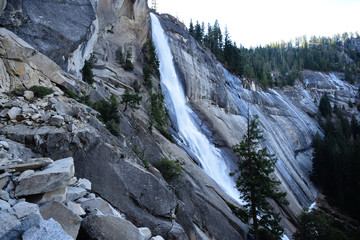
[0, 137, 160, 240]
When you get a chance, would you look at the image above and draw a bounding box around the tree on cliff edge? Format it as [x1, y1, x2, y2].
[232, 113, 288, 240]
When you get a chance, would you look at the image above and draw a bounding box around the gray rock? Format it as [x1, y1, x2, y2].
[0, 199, 10, 211]
[15, 157, 74, 197]
[66, 201, 86, 216]
[0, 189, 9, 201]
[76, 178, 91, 191]
[49, 115, 64, 126]
[0, 158, 53, 172]
[81, 215, 143, 240]
[151, 236, 165, 240]
[0, 141, 9, 149]
[7, 107, 21, 120]
[80, 198, 120, 217]
[66, 186, 87, 201]
[139, 227, 152, 240]
[12, 201, 39, 219]
[0, 172, 9, 189]
[0, 0, 97, 71]
[18, 170, 34, 181]
[67, 124, 77, 132]
[40, 201, 81, 239]
[22, 218, 73, 240]
[23, 91, 34, 100]
[37, 187, 67, 204]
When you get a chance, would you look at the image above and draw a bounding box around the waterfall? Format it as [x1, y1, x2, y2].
[150, 13, 242, 204]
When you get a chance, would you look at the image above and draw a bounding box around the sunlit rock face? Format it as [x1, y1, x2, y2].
[156, 13, 359, 224]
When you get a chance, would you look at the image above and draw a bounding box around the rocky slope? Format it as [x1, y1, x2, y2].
[0, 0, 359, 239]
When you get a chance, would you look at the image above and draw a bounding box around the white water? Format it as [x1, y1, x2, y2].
[150, 13, 241, 204]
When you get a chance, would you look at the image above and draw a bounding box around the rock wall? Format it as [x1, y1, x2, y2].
[156, 13, 359, 237]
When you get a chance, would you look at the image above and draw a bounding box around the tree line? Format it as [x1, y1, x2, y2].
[189, 20, 360, 87]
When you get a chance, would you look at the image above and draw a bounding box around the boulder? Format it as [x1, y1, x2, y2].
[0, 141, 9, 149]
[66, 186, 87, 201]
[50, 115, 65, 126]
[138, 227, 152, 240]
[81, 215, 143, 240]
[80, 198, 121, 217]
[0, 172, 9, 189]
[66, 201, 86, 216]
[40, 201, 81, 239]
[15, 157, 74, 197]
[12, 201, 39, 219]
[0, 199, 10, 211]
[37, 187, 67, 204]
[22, 218, 73, 240]
[7, 107, 22, 120]
[0, 158, 53, 172]
[23, 91, 34, 100]
[75, 178, 91, 191]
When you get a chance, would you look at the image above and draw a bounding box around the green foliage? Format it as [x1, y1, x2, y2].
[154, 157, 182, 182]
[105, 119, 121, 137]
[78, 94, 93, 108]
[142, 39, 160, 91]
[121, 89, 142, 112]
[311, 106, 360, 220]
[189, 20, 359, 87]
[232, 114, 287, 240]
[293, 209, 360, 240]
[81, 54, 97, 85]
[11, 88, 25, 96]
[348, 99, 354, 108]
[227, 202, 249, 223]
[123, 50, 134, 71]
[143, 66, 153, 90]
[30, 86, 54, 97]
[64, 89, 76, 99]
[319, 93, 332, 117]
[133, 80, 141, 94]
[116, 48, 124, 64]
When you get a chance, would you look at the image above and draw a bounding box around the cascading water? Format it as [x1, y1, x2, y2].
[150, 13, 242, 204]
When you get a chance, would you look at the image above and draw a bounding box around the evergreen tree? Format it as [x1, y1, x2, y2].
[319, 93, 332, 117]
[121, 89, 142, 112]
[188, 19, 194, 36]
[232, 114, 287, 240]
[124, 50, 134, 71]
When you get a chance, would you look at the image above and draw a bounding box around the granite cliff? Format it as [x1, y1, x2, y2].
[0, 0, 359, 239]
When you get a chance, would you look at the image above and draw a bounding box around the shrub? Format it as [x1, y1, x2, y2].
[154, 157, 182, 182]
[93, 96, 120, 124]
[116, 48, 124, 64]
[81, 54, 97, 85]
[133, 80, 141, 94]
[11, 88, 25, 96]
[143, 66, 153, 90]
[123, 50, 134, 71]
[105, 119, 121, 137]
[64, 89, 76, 99]
[30, 86, 54, 97]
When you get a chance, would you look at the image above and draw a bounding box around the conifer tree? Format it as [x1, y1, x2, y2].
[232, 113, 287, 240]
[121, 89, 142, 112]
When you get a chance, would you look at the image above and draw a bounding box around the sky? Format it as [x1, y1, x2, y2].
[153, 0, 360, 48]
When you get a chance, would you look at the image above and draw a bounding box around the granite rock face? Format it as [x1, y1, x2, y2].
[0, 0, 97, 72]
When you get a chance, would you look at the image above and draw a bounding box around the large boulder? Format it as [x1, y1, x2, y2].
[15, 157, 74, 197]
[81, 215, 144, 240]
[22, 218, 73, 240]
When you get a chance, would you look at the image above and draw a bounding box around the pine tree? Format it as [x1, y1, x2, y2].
[121, 89, 142, 112]
[232, 113, 287, 240]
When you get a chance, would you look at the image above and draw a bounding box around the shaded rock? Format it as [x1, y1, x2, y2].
[0, 172, 9, 189]
[49, 115, 64, 126]
[66, 186, 87, 201]
[15, 157, 74, 197]
[0, 189, 9, 201]
[0, 158, 53, 172]
[81, 215, 143, 240]
[40, 201, 81, 239]
[168, 221, 189, 240]
[37, 187, 67, 204]
[7, 107, 21, 120]
[80, 198, 120, 217]
[22, 218, 73, 240]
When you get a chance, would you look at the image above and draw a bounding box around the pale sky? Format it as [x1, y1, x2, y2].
[154, 0, 360, 48]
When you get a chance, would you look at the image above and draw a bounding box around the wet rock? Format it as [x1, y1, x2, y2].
[15, 157, 74, 197]
[40, 201, 81, 239]
[81, 215, 143, 240]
